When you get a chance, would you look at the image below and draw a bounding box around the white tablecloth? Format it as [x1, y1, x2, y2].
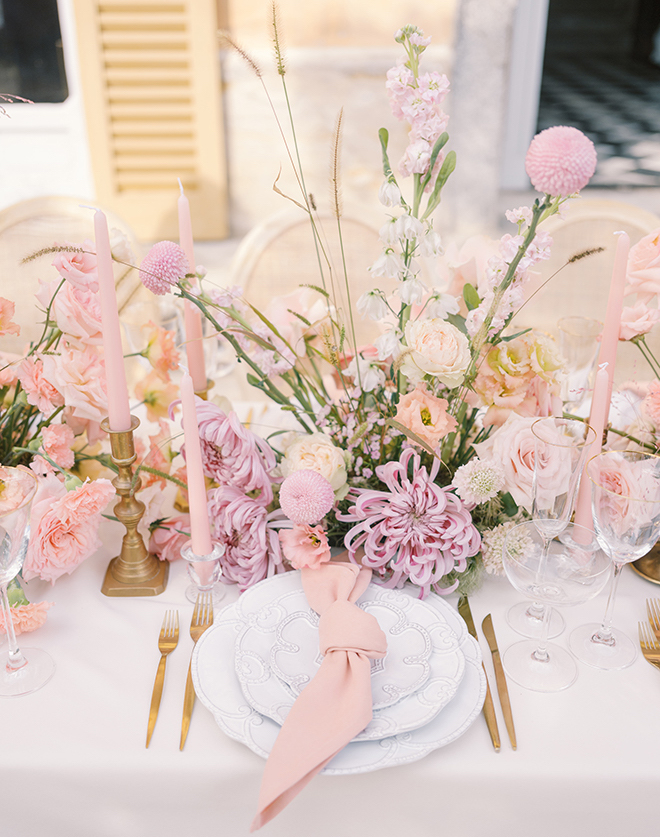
[3, 523, 660, 837]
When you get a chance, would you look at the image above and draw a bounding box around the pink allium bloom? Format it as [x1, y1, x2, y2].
[279, 524, 331, 569]
[195, 400, 276, 504]
[619, 301, 660, 341]
[52, 241, 98, 292]
[207, 485, 290, 591]
[39, 423, 76, 472]
[395, 387, 457, 449]
[41, 344, 108, 424]
[525, 126, 597, 196]
[340, 448, 481, 597]
[625, 228, 660, 303]
[279, 469, 335, 524]
[23, 476, 115, 583]
[0, 297, 20, 337]
[17, 356, 65, 416]
[149, 515, 191, 562]
[0, 601, 53, 635]
[139, 241, 189, 295]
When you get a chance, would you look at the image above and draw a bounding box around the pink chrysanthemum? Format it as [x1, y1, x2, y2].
[339, 448, 481, 598]
[525, 126, 597, 196]
[279, 469, 335, 524]
[139, 241, 189, 295]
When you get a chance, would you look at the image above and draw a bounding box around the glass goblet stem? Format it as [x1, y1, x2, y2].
[531, 599, 552, 664]
[0, 581, 27, 673]
[590, 560, 624, 646]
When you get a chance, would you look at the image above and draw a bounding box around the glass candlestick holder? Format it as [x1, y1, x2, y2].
[181, 542, 226, 605]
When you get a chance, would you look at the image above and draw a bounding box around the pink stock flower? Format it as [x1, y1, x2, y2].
[39, 424, 76, 472]
[625, 228, 660, 302]
[139, 241, 189, 295]
[279, 469, 335, 524]
[149, 515, 191, 562]
[207, 485, 290, 591]
[194, 399, 276, 504]
[395, 387, 457, 449]
[41, 345, 108, 424]
[17, 356, 65, 416]
[525, 126, 597, 196]
[24, 477, 115, 583]
[340, 448, 480, 597]
[619, 301, 660, 341]
[0, 601, 53, 635]
[36, 278, 103, 348]
[52, 242, 98, 292]
[279, 524, 331, 569]
[0, 297, 20, 337]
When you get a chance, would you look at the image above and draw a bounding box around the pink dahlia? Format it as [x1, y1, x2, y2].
[339, 448, 481, 598]
[525, 126, 597, 196]
[139, 241, 189, 295]
[279, 469, 335, 524]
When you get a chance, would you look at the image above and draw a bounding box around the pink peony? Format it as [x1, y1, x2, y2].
[0, 601, 53, 635]
[279, 469, 335, 524]
[23, 477, 115, 583]
[139, 241, 189, 295]
[41, 344, 108, 424]
[0, 297, 20, 337]
[395, 387, 457, 449]
[52, 242, 98, 292]
[525, 126, 597, 195]
[619, 301, 660, 341]
[625, 228, 660, 302]
[17, 356, 65, 416]
[149, 515, 191, 562]
[279, 524, 331, 569]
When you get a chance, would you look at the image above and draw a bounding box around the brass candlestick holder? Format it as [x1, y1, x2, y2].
[101, 416, 168, 597]
[174, 379, 214, 514]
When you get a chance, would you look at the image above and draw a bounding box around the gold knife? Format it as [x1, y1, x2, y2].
[458, 597, 501, 751]
[481, 613, 517, 750]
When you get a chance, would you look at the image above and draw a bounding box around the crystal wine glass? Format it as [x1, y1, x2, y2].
[570, 450, 660, 670]
[507, 417, 596, 640]
[502, 521, 611, 692]
[0, 467, 55, 696]
[181, 541, 226, 605]
[557, 316, 602, 407]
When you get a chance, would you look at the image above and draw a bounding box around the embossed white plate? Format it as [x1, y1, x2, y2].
[192, 585, 486, 774]
[233, 574, 466, 740]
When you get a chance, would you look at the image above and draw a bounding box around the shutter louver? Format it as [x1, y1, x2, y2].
[73, 0, 227, 240]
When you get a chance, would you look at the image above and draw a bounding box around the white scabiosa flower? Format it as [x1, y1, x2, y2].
[356, 290, 389, 321]
[369, 248, 405, 279]
[453, 458, 504, 505]
[378, 180, 403, 207]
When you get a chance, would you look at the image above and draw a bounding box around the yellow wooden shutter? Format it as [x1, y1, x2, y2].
[73, 0, 227, 240]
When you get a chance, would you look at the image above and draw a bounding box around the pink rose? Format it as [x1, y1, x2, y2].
[41, 345, 108, 423]
[625, 228, 660, 302]
[0, 601, 53, 635]
[149, 515, 191, 562]
[24, 477, 115, 583]
[36, 278, 103, 348]
[52, 241, 98, 292]
[17, 356, 65, 416]
[279, 524, 331, 569]
[395, 387, 457, 449]
[619, 301, 660, 341]
[401, 318, 471, 387]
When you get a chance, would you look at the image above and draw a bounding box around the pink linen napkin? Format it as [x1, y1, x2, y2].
[250, 563, 387, 831]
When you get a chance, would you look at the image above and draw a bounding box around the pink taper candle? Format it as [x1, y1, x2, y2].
[178, 182, 207, 392]
[596, 231, 630, 405]
[180, 371, 213, 556]
[573, 364, 610, 533]
[94, 210, 132, 432]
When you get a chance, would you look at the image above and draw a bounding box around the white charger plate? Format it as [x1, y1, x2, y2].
[233, 574, 466, 740]
[192, 583, 486, 774]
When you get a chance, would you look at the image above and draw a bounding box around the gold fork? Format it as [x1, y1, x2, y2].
[638, 621, 660, 671]
[146, 610, 179, 747]
[646, 598, 660, 639]
[180, 592, 214, 750]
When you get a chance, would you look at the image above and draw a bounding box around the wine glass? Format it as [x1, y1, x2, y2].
[181, 541, 226, 605]
[557, 316, 602, 407]
[502, 521, 611, 692]
[570, 450, 660, 670]
[0, 467, 55, 696]
[507, 417, 596, 640]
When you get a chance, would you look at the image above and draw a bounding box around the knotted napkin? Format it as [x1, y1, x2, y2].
[250, 563, 387, 831]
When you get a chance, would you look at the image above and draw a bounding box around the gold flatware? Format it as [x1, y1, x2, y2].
[639, 621, 660, 670]
[646, 599, 660, 640]
[458, 597, 501, 751]
[146, 610, 179, 748]
[180, 592, 214, 750]
[481, 614, 517, 750]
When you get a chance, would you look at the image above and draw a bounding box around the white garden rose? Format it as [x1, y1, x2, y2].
[281, 432, 348, 494]
[400, 318, 470, 387]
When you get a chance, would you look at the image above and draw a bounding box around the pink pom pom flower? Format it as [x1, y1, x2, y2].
[525, 126, 597, 196]
[279, 469, 335, 525]
[139, 241, 189, 295]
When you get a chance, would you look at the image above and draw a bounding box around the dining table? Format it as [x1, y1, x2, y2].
[3, 504, 660, 837]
